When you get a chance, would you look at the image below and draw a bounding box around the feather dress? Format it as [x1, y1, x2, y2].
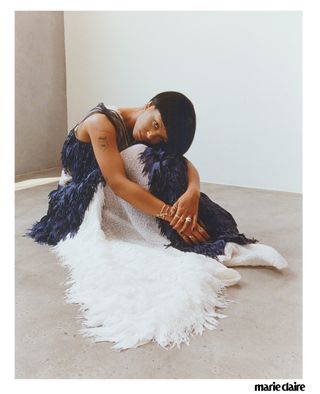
[25, 102, 257, 259]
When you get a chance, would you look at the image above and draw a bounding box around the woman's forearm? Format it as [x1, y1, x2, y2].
[108, 160, 200, 220]
[112, 177, 172, 220]
[186, 159, 200, 194]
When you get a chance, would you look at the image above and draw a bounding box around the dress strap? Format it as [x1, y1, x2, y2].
[73, 103, 106, 132]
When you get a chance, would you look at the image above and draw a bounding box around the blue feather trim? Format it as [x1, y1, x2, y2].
[24, 169, 105, 246]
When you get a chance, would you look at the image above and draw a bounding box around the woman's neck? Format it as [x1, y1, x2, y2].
[117, 106, 144, 135]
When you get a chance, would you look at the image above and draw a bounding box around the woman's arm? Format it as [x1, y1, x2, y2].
[186, 159, 200, 195]
[84, 114, 173, 221]
[84, 114, 209, 244]
[169, 159, 201, 232]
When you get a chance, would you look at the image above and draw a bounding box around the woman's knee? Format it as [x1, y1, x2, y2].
[120, 144, 149, 186]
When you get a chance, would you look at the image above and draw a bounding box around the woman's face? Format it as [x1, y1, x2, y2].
[132, 103, 168, 145]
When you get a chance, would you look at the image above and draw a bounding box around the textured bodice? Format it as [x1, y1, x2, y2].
[61, 102, 135, 183]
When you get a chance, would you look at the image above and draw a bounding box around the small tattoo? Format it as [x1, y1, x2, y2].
[98, 134, 108, 151]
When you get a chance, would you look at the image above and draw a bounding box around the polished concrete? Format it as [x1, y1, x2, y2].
[15, 169, 302, 379]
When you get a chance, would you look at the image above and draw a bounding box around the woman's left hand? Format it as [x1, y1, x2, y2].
[169, 188, 200, 233]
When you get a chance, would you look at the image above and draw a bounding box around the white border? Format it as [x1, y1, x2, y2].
[3, 0, 319, 392]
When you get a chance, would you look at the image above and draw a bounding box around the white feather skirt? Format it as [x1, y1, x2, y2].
[50, 145, 287, 351]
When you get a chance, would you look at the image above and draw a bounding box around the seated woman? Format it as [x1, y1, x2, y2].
[25, 91, 258, 259]
[25, 91, 288, 350]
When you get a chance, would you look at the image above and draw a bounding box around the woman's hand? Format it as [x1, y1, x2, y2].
[168, 188, 210, 245]
[177, 221, 210, 245]
[169, 187, 200, 233]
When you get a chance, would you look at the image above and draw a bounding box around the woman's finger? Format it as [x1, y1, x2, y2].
[197, 225, 210, 240]
[179, 224, 210, 245]
[186, 234, 200, 245]
[180, 233, 192, 245]
[169, 204, 178, 218]
[186, 228, 202, 243]
[172, 210, 186, 230]
[192, 229, 207, 243]
[169, 204, 182, 226]
[170, 208, 182, 226]
[179, 214, 193, 233]
[191, 214, 198, 231]
[173, 217, 185, 232]
[195, 225, 211, 242]
[170, 214, 180, 227]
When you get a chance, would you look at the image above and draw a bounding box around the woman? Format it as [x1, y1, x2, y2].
[25, 91, 288, 350]
[75, 92, 209, 245]
[25, 91, 257, 258]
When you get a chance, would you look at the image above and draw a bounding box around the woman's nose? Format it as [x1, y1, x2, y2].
[147, 130, 160, 140]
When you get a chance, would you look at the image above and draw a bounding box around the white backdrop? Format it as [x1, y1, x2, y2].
[64, 11, 301, 193]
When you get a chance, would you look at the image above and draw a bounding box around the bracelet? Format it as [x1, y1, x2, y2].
[156, 203, 171, 219]
[156, 203, 169, 219]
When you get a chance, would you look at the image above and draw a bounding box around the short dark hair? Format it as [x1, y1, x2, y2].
[149, 91, 196, 155]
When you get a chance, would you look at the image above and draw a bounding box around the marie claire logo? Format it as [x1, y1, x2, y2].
[254, 382, 305, 392]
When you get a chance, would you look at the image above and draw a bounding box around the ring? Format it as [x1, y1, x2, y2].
[198, 227, 204, 233]
[174, 214, 181, 219]
[188, 235, 194, 239]
[185, 216, 192, 223]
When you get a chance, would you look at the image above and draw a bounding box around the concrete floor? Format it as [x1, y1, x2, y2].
[15, 168, 302, 379]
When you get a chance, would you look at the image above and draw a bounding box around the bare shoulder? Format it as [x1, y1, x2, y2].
[76, 113, 116, 144]
[84, 113, 116, 134]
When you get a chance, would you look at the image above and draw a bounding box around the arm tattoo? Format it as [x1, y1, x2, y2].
[97, 133, 108, 151]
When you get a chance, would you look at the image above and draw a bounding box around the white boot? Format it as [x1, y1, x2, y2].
[218, 242, 288, 270]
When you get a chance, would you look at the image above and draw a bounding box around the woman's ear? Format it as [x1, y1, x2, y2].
[145, 101, 153, 109]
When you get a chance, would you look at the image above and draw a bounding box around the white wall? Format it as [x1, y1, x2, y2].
[64, 11, 301, 193]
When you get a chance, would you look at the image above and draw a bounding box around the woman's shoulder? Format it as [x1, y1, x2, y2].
[86, 102, 121, 123]
[74, 102, 132, 149]
[83, 111, 116, 133]
[73, 104, 116, 143]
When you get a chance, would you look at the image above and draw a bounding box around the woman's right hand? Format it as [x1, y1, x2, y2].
[176, 221, 210, 245]
[162, 206, 210, 245]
